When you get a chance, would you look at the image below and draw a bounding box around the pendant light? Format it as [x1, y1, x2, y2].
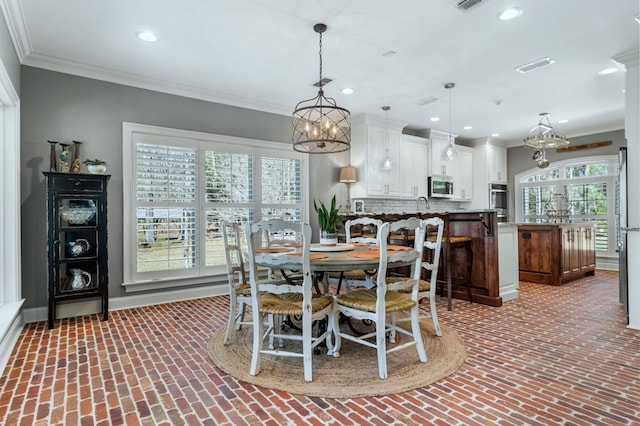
[381, 106, 393, 170]
[292, 23, 351, 154]
[441, 82, 458, 161]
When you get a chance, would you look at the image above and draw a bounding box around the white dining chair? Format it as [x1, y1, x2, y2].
[387, 217, 445, 337]
[221, 220, 252, 345]
[245, 219, 336, 382]
[332, 218, 427, 379]
[329, 217, 382, 293]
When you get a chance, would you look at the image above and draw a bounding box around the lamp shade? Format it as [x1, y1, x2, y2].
[339, 166, 357, 183]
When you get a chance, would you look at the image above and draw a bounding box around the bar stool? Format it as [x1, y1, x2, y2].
[426, 234, 474, 308]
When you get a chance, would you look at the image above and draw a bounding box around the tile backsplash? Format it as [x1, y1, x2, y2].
[350, 198, 463, 214]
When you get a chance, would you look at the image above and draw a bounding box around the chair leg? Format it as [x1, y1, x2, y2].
[376, 319, 388, 380]
[389, 312, 397, 344]
[429, 297, 443, 337]
[465, 244, 473, 303]
[330, 306, 341, 357]
[223, 297, 238, 345]
[302, 311, 313, 383]
[411, 306, 427, 363]
[250, 311, 264, 377]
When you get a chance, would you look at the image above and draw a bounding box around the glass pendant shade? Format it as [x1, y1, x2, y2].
[441, 82, 458, 161]
[292, 23, 351, 154]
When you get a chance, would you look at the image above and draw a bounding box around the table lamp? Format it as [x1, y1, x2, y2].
[339, 166, 357, 212]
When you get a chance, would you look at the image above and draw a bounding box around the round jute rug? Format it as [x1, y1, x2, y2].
[207, 319, 466, 398]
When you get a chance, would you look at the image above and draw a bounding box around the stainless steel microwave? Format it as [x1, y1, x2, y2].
[428, 175, 454, 198]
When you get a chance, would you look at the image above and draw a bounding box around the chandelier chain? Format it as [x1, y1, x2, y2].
[318, 31, 323, 90]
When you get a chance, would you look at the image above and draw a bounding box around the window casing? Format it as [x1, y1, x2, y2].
[515, 155, 618, 257]
[123, 123, 308, 290]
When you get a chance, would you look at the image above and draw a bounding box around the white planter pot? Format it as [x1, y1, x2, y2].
[87, 164, 107, 174]
[320, 230, 338, 246]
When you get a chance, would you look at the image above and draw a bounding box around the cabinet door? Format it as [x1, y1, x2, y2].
[385, 131, 404, 196]
[365, 126, 387, 196]
[430, 137, 452, 176]
[401, 136, 428, 197]
[452, 148, 473, 200]
[580, 226, 596, 270]
[488, 145, 507, 183]
[562, 227, 580, 277]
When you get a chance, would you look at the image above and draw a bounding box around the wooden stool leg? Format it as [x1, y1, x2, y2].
[465, 243, 473, 303]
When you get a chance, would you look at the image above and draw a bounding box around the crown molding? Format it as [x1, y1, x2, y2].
[22, 52, 293, 116]
[0, 0, 31, 61]
[612, 50, 640, 70]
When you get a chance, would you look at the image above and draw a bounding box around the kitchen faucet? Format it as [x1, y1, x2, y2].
[416, 196, 430, 212]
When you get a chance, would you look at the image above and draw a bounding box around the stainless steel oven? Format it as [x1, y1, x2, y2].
[428, 175, 454, 198]
[489, 183, 508, 221]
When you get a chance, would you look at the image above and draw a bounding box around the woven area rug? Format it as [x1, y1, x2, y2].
[207, 319, 466, 398]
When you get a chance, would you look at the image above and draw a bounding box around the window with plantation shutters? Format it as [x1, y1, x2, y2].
[123, 123, 307, 291]
[515, 155, 618, 258]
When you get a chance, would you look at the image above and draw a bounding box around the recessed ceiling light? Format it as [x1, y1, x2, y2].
[341, 88, 354, 95]
[430, 117, 440, 122]
[491, 133, 500, 137]
[558, 119, 569, 124]
[498, 7, 523, 21]
[463, 125, 473, 130]
[635, 14, 640, 24]
[598, 67, 619, 75]
[136, 31, 157, 42]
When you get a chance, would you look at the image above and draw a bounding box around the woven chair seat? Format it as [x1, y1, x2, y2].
[260, 293, 333, 316]
[427, 235, 472, 244]
[234, 283, 252, 297]
[336, 289, 416, 313]
[385, 277, 431, 293]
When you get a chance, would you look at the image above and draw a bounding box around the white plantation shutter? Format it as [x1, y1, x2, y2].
[123, 124, 306, 288]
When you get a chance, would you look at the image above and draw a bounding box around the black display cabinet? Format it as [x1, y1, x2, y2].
[43, 172, 110, 329]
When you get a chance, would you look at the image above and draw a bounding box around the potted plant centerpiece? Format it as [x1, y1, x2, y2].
[84, 158, 107, 175]
[314, 195, 341, 246]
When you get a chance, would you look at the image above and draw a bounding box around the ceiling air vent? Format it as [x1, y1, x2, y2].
[515, 57, 556, 74]
[417, 96, 438, 106]
[452, 0, 486, 11]
[313, 77, 333, 87]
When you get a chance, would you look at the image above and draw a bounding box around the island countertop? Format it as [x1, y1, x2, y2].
[340, 210, 502, 307]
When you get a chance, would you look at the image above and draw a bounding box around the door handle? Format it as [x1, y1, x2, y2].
[621, 227, 640, 232]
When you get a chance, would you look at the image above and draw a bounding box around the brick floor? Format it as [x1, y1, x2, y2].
[0, 270, 638, 425]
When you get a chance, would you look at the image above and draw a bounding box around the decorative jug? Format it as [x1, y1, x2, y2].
[69, 268, 91, 290]
[67, 239, 91, 257]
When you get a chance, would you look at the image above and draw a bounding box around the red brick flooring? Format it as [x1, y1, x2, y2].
[1, 270, 638, 425]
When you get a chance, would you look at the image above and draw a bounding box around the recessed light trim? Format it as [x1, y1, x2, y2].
[491, 133, 500, 137]
[341, 88, 354, 95]
[598, 67, 619, 75]
[498, 7, 523, 21]
[430, 117, 440, 122]
[463, 125, 473, 130]
[558, 119, 569, 124]
[137, 31, 157, 42]
[635, 14, 640, 24]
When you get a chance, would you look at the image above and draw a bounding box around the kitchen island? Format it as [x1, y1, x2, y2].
[518, 223, 596, 286]
[340, 210, 502, 307]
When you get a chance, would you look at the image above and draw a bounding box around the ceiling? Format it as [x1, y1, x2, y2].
[5, 0, 639, 146]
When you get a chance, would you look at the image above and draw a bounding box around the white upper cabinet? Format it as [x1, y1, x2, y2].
[400, 134, 429, 198]
[350, 114, 407, 198]
[470, 142, 508, 210]
[487, 144, 507, 183]
[429, 130, 456, 177]
[451, 146, 474, 201]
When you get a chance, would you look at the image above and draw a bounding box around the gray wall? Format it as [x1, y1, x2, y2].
[0, 12, 20, 94]
[506, 129, 626, 220]
[20, 66, 342, 309]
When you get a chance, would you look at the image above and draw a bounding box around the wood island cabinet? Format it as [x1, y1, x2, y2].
[518, 223, 596, 286]
[44, 172, 110, 329]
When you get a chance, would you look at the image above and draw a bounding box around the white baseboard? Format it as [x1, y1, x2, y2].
[0, 300, 25, 375]
[596, 258, 619, 271]
[23, 284, 229, 324]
